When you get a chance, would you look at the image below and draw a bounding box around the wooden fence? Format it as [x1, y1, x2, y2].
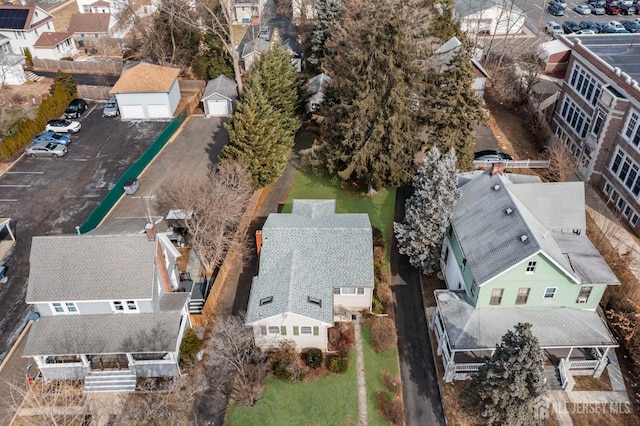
[77, 85, 111, 100]
[179, 80, 206, 92]
[32, 58, 124, 75]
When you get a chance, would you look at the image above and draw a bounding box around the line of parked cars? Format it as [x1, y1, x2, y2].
[548, 0, 640, 16]
[25, 97, 120, 158]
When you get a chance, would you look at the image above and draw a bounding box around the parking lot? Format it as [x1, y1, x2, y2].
[0, 102, 168, 359]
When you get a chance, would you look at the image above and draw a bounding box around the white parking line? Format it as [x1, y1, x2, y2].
[0, 184, 31, 188]
[0, 199, 18, 202]
[5, 171, 44, 174]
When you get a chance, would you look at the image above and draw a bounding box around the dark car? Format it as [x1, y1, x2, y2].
[593, 21, 608, 32]
[474, 150, 514, 161]
[605, 4, 622, 14]
[580, 20, 598, 31]
[547, 3, 566, 16]
[621, 19, 640, 31]
[64, 98, 88, 118]
[562, 20, 581, 33]
[620, 4, 637, 14]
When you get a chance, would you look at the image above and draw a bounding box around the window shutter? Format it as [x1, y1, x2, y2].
[293, 326, 299, 336]
[281, 326, 287, 336]
[313, 326, 319, 336]
[260, 326, 267, 335]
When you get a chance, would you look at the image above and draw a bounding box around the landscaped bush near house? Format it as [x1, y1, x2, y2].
[370, 316, 397, 353]
[179, 329, 202, 365]
[304, 348, 323, 369]
[328, 322, 355, 354]
[380, 370, 399, 395]
[376, 391, 404, 425]
[372, 227, 385, 249]
[328, 356, 349, 374]
[269, 342, 305, 382]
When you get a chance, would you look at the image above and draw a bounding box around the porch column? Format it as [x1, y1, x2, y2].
[594, 347, 610, 378]
[566, 347, 573, 363]
[444, 360, 456, 382]
[80, 354, 90, 367]
[126, 353, 135, 366]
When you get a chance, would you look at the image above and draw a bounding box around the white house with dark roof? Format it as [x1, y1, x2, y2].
[110, 62, 181, 120]
[453, 0, 525, 36]
[246, 200, 374, 351]
[202, 74, 237, 116]
[23, 230, 190, 392]
[432, 167, 620, 388]
[32, 31, 77, 60]
[0, 4, 55, 56]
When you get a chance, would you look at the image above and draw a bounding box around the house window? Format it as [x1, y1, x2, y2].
[357, 287, 364, 295]
[113, 301, 124, 311]
[470, 280, 477, 297]
[632, 213, 639, 226]
[544, 287, 557, 300]
[515, 288, 531, 305]
[335, 287, 364, 295]
[111, 300, 138, 313]
[592, 110, 605, 136]
[14, 31, 25, 40]
[568, 63, 602, 106]
[300, 326, 312, 335]
[126, 300, 137, 311]
[610, 148, 640, 197]
[576, 286, 593, 304]
[268, 326, 280, 335]
[560, 97, 591, 138]
[624, 111, 640, 149]
[526, 261, 537, 274]
[489, 288, 504, 306]
[50, 302, 78, 314]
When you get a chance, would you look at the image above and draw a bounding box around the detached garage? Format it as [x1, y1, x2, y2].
[202, 75, 237, 117]
[110, 63, 181, 120]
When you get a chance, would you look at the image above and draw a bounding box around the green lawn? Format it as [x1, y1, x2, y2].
[226, 351, 359, 426]
[283, 170, 397, 251]
[361, 325, 400, 425]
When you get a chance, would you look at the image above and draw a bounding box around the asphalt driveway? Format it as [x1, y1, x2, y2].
[0, 102, 167, 360]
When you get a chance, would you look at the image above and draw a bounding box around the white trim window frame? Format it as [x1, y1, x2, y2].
[569, 63, 602, 107]
[543, 287, 557, 300]
[335, 287, 365, 295]
[623, 110, 640, 151]
[300, 326, 313, 335]
[110, 300, 138, 313]
[50, 302, 79, 315]
[560, 97, 591, 139]
[609, 148, 640, 198]
[525, 261, 537, 274]
[267, 326, 281, 335]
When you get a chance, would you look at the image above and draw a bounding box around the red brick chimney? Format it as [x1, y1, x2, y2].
[145, 222, 157, 241]
[256, 230, 263, 258]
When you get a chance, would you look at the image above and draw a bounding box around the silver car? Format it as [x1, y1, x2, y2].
[25, 142, 68, 158]
[103, 97, 119, 117]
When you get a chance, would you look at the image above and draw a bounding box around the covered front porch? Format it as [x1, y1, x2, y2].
[430, 290, 618, 387]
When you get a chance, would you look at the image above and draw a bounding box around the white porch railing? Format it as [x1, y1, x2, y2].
[455, 363, 485, 372]
[559, 358, 576, 391]
[568, 360, 600, 370]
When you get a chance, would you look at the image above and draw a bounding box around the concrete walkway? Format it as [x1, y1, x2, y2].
[354, 323, 368, 426]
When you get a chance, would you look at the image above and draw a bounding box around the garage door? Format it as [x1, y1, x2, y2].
[148, 104, 171, 118]
[206, 100, 229, 116]
[121, 105, 145, 119]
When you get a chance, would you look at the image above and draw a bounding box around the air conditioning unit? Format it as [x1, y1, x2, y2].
[577, 297, 588, 304]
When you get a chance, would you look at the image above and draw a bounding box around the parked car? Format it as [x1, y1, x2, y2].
[45, 119, 81, 133]
[545, 20, 565, 36]
[621, 19, 640, 31]
[575, 29, 597, 34]
[550, 0, 568, 8]
[102, 97, 119, 117]
[574, 4, 592, 13]
[620, 4, 638, 14]
[548, 3, 566, 15]
[603, 21, 631, 32]
[474, 150, 514, 161]
[33, 132, 71, 146]
[590, 2, 606, 14]
[25, 142, 68, 158]
[562, 20, 581, 33]
[593, 21, 609, 32]
[605, 4, 623, 14]
[580, 20, 598, 30]
[64, 98, 88, 118]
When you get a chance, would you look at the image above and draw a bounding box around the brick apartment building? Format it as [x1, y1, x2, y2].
[550, 35, 640, 235]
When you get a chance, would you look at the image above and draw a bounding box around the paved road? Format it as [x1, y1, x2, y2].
[391, 186, 445, 426]
[32, 71, 119, 86]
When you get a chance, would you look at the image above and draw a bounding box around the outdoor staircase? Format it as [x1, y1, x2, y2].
[545, 365, 564, 390]
[83, 370, 137, 393]
[24, 71, 44, 83]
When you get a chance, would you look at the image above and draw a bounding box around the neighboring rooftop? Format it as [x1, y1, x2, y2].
[33, 31, 73, 47]
[68, 12, 110, 34]
[202, 74, 237, 100]
[563, 34, 640, 84]
[246, 200, 374, 324]
[110, 62, 180, 93]
[454, 0, 523, 17]
[26, 234, 157, 302]
[0, 5, 51, 30]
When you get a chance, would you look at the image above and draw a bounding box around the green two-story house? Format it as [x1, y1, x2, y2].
[431, 167, 620, 387]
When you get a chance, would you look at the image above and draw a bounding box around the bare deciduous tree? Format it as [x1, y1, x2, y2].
[542, 138, 578, 182]
[160, 161, 253, 278]
[205, 313, 266, 406]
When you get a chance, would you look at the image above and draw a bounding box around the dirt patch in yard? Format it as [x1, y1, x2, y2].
[572, 369, 613, 392]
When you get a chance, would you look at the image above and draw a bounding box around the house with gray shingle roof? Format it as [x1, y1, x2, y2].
[246, 199, 374, 351]
[22, 230, 190, 392]
[202, 75, 237, 116]
[432, 167, 620, 387]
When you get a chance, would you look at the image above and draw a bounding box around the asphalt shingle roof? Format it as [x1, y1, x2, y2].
[246, 200, 374, 324]
[110, 62, 180, 94]
[202, 75, 237, 101]
[33, 32, 73, 47]
[68, 12, 110, 34]
[26, 234, 157, 303]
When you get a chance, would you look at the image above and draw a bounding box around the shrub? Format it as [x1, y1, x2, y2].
[371, 317, 397, 353]
[269, 342, 305, 382]
[179, 329, 202, 365]
[372, 227, 385, 249]
[380, 370, 400, 395]
[304, 348, 323, 369]
[328, 322, 355, 353]
[376, 391, 405, 425]
[328, 356, 349, 374]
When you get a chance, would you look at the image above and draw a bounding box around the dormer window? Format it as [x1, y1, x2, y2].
[111, 300, 138, 313]
[50, 302, 78, 315]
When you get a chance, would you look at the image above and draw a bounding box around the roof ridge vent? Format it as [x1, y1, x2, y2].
[505, 207, 513, 215]
[493, 184, 501, 191]
[520, 234, 528, 242]
[307, 296, 322, 307]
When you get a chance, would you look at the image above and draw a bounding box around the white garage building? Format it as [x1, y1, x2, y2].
[202, 75, 237, 117]
[110, 62, 181, 120]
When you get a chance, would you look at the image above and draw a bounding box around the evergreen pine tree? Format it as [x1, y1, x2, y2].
[307, 0, 343, 69]
[464, 323, 549, 426]
[221, 84, 288, 188]
[393, 147, 459, 274]
[318, 0, 422, 192]
[49, 70, 78, 98]
[421, 48, 485, 169]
